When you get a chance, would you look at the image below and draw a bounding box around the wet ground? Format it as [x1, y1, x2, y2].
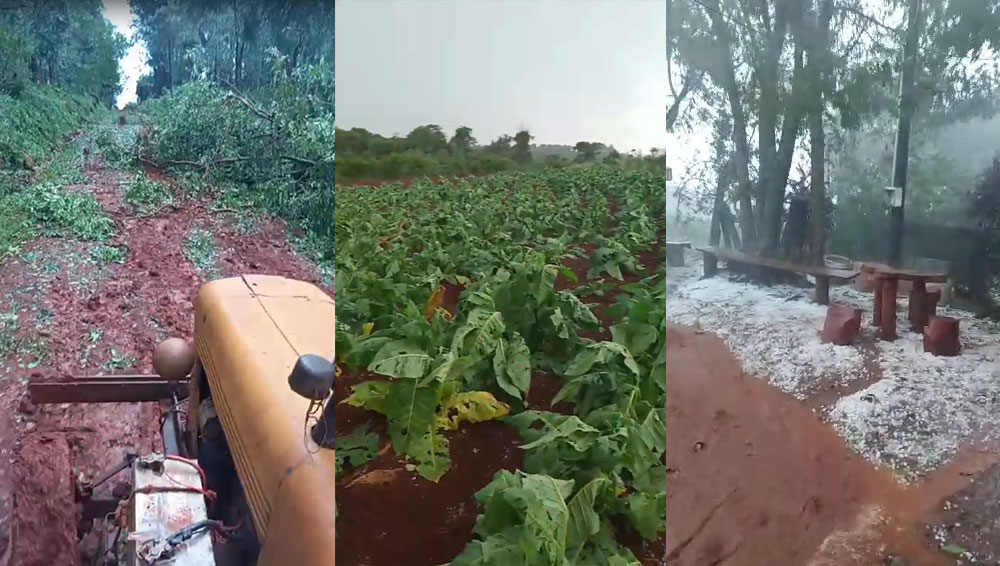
[665, 254, 1000, 565]
[0, 129, 331, 565]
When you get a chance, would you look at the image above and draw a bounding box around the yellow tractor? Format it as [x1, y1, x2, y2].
[29, 275, 335, 565]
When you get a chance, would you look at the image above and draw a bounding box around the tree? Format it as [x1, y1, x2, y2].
[670, 0, 1000, 261]
[573, 141, 603, 162]
[450, 126, 476, 154]
[512, 129, 533, 164]
[406, 124, 448, 154]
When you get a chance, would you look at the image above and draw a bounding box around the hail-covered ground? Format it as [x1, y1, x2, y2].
[667, 256, 1000, 482]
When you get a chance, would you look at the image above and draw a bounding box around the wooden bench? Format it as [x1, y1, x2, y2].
[696, 246, 859, 305]
[665, 241, 692, 267]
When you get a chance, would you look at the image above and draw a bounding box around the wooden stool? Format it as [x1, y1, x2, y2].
[924, 316, 960, 356]
[821, 306, 862, 345]
[665, 241, 692, 267]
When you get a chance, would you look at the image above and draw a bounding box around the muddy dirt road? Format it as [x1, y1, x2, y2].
[664, 324, 994, 566]
[0, 128, 331, 565]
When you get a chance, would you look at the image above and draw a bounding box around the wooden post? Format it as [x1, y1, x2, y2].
[880, 276, 898, 341]
[815, 276, 830, 305]
[666, 244, 685, 267]
[908, 278, 927, 331]
[703, 252, 718, 277]
[873, 277, 884, 327]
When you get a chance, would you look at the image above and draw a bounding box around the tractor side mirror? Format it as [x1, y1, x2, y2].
[288, 354, 335, 450]
[288, 354, 335, 400]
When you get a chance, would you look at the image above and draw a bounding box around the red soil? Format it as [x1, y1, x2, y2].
[664, 324, 955, 566]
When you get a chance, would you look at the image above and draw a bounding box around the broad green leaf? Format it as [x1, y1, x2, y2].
[448, 532, 523, 566]
[334, 424, 380, 475]
[566, 478, 610, 547]
[411, 425, 451, 482]
[519, 415, 601, 452]
[621, 491, 666, 540]
[495, 332, 531, 400]
[384, 379, 438, 457]
[368, 340, 431, 378]
[341, 381, 391, 414]
[564, 348, 601, 377]
[606, 263, 623, 281]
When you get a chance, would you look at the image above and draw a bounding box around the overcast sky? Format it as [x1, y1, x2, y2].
[335, 0, 665, 152]
[102, 0, 149, 109]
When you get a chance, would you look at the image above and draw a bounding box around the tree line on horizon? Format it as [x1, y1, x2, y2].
[335, 124, 666, 182]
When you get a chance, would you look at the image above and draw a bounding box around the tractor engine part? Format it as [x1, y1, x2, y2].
[128, 453, 216, 566]
[153, 338, 197, 381]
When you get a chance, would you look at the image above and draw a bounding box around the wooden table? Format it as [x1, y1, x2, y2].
[860, 262, 947, 341]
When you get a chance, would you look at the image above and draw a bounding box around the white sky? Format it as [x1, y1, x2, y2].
[102, 0, 150, 108]
[335, 0, 666, 153]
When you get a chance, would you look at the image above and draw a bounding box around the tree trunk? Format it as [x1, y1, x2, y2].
[710, 158, 734, 246]
[806, 0, 834, 265]
[765, 44, 806, 252]
[706, 1, 756, 246]
[756, 0, 786, 250]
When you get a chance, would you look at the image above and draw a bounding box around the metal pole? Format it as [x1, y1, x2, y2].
[889, 0, 922, 265]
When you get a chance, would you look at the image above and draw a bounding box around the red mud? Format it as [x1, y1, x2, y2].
[665, 324, 953, 566]
[2, 155, 331, 565]
[333, 368, 525, 566]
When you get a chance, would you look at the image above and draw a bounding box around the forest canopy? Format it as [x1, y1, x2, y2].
[668, 0, 1000, 272]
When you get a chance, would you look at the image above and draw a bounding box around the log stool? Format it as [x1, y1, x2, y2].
[923, 315, 960, 356]
[821, 305, 863, 345]
[665, 241, 692, 267]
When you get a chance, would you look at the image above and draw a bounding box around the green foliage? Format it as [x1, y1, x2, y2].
[90, 243, 128, 264]
[335, 424, 380, 476]
[336, 127, 661, 183]
[448, 470, 642, 566]
[0, 2, 127, 107]
[142, 63, 333, 263]
[183, 228, 219, 279]
[0, 86, 98, 169]
[0, 24, 33, 96]
[124, 173, 173, 216]
[133, 0, 334, 97]
[86, 124, 139, 171]
[337, 167, 666, 557]
[9, 182, 113, 242]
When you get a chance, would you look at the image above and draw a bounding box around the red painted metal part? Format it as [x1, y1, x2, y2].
[28, 375, 189, 404]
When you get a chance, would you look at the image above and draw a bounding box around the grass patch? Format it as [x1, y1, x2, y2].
[0, 181, 114, 260]
[106, 348, 136, 370]
[90, 243, 127, 263]
[184, 227, 221, 279]
[85, 124, 138, 171]
[124, 173, 172, 216]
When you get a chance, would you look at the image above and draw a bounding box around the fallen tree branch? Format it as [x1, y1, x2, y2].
[222, 80, 275, 121]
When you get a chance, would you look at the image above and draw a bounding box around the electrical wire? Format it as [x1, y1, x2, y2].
[303, 398, 324, 455]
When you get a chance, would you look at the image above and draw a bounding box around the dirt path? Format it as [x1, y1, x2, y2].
[664, 324, 973, 566]
[0, 130, 331, 566]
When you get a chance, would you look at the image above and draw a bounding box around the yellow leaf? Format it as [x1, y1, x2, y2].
[455, 275, 471, 287]
[424, 285, 445, 321]
[362, 322, 375, 337]
[436, 391, 510, 431]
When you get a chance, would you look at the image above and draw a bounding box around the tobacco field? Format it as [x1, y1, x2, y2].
[333, 166, 667, 566]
